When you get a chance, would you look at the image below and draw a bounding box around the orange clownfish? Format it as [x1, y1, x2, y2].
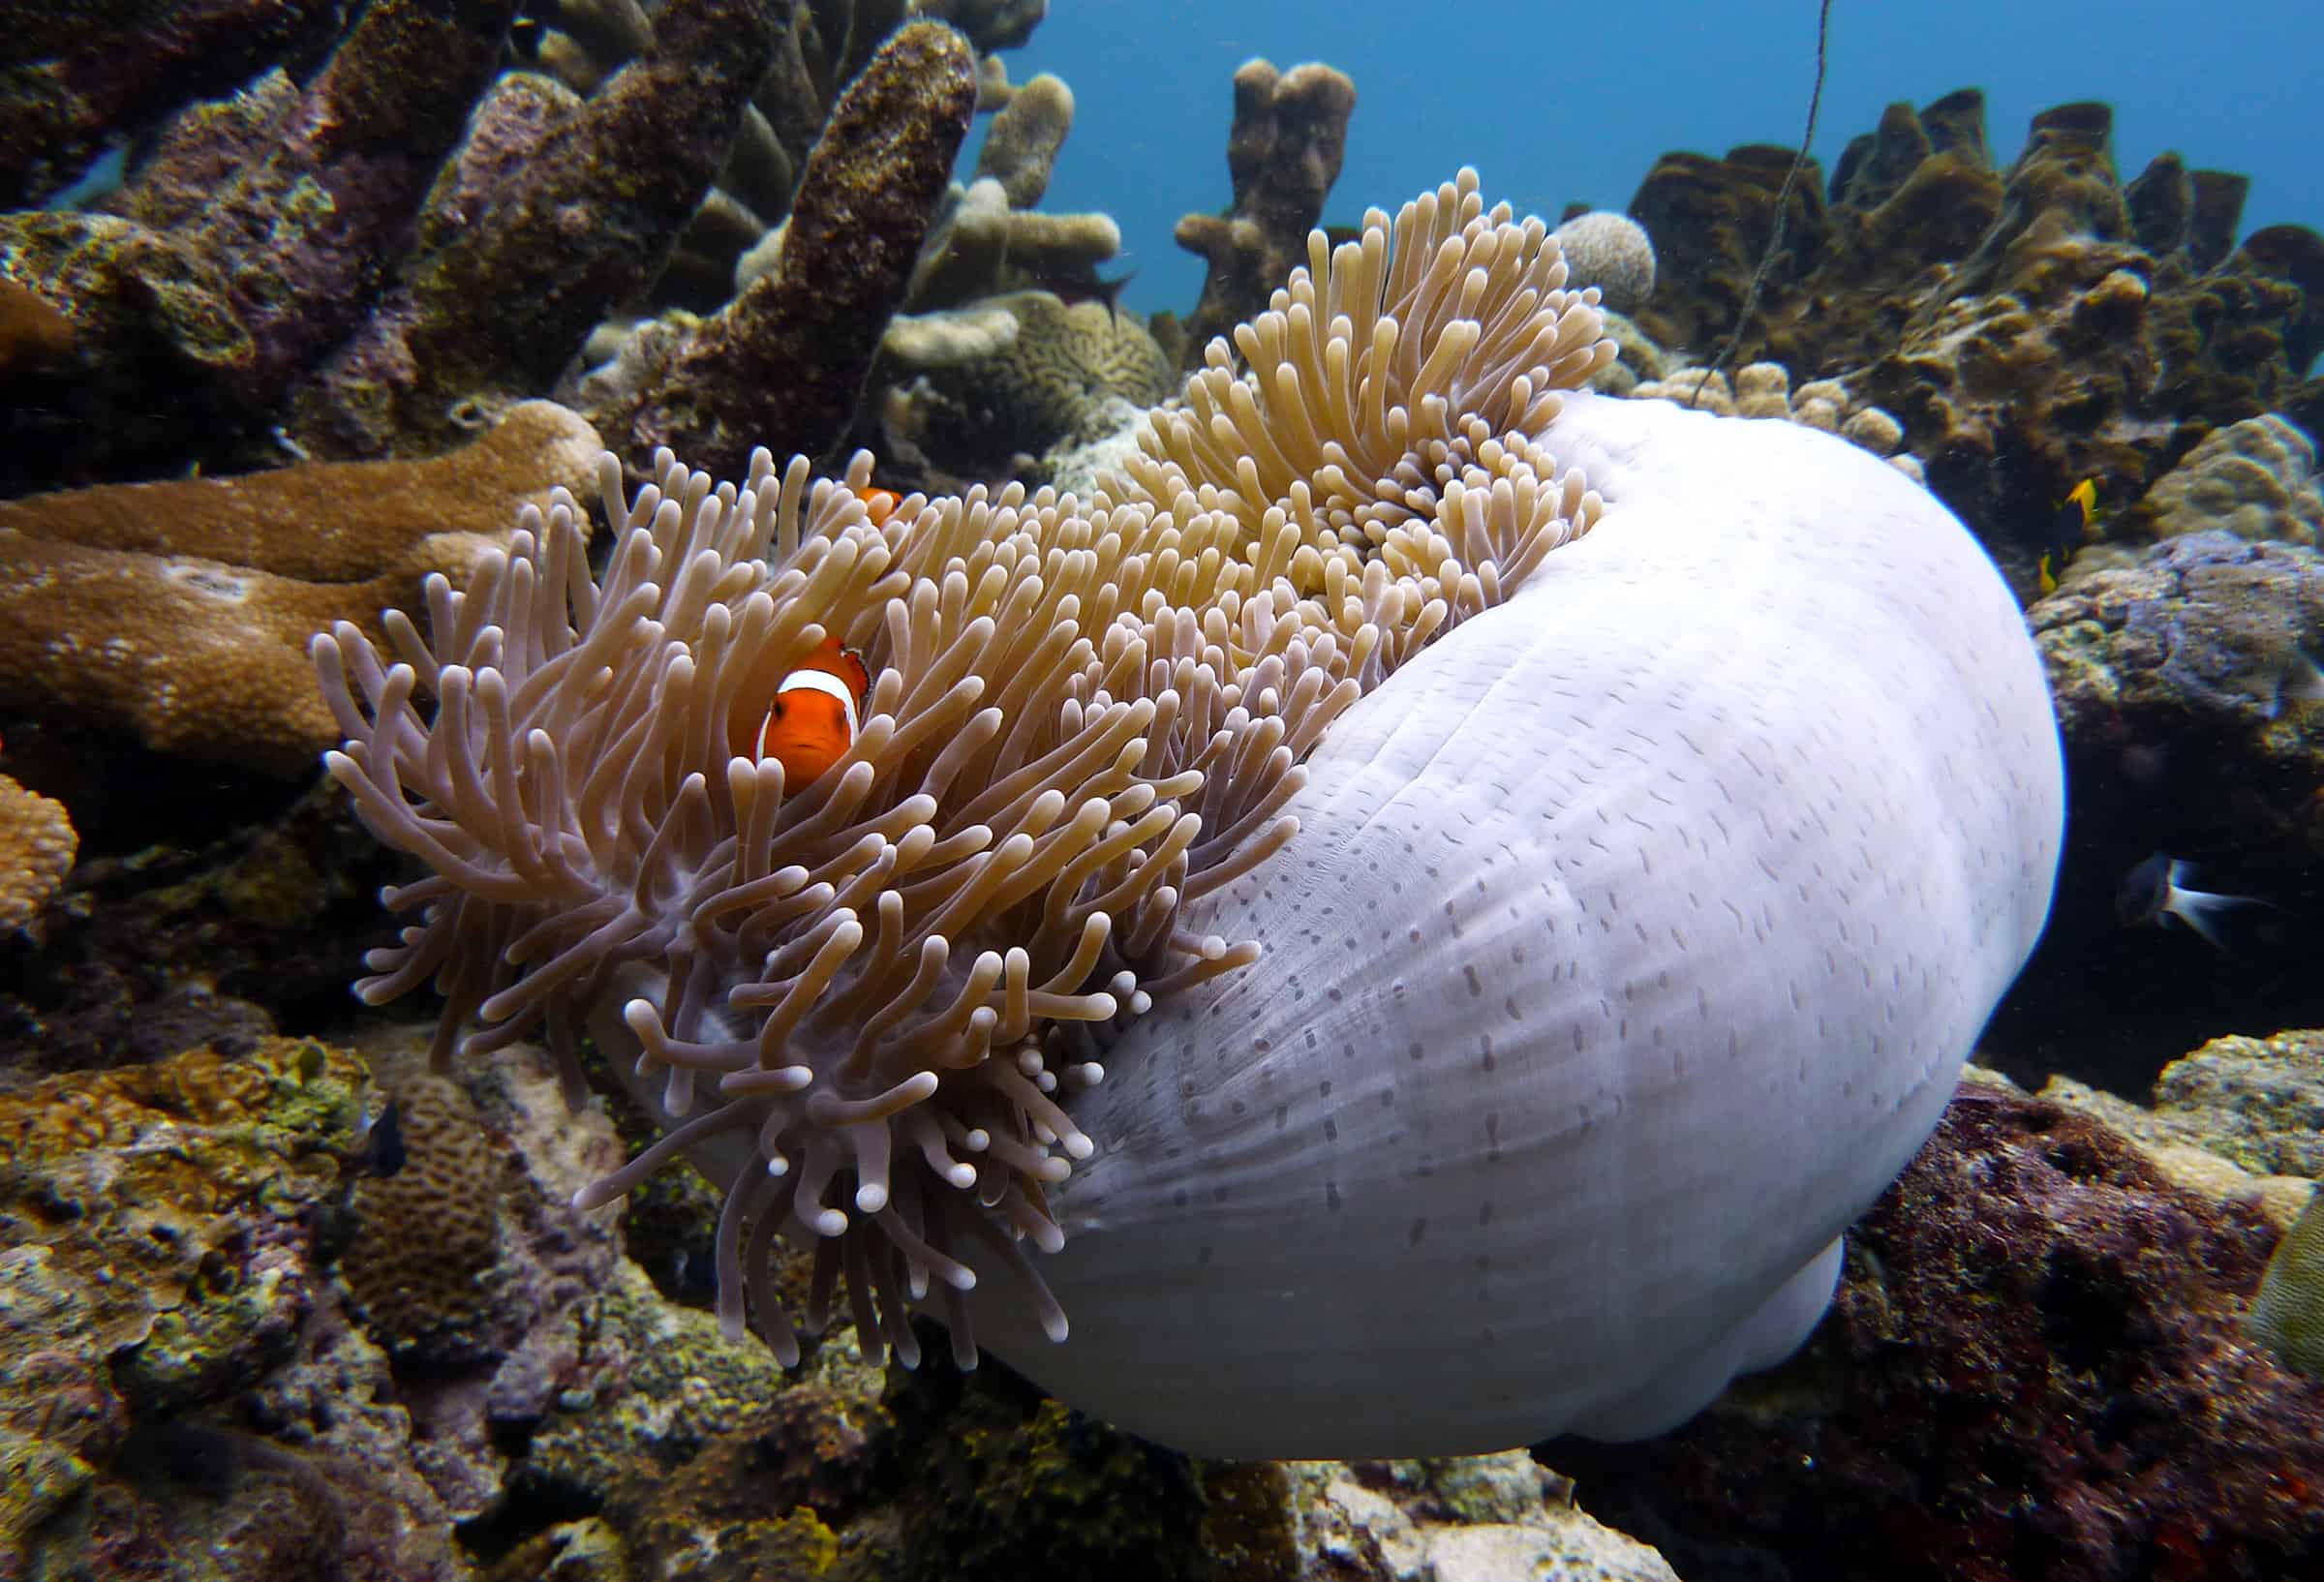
[858, 487, 901, 525]
[749, 635, 870, 787]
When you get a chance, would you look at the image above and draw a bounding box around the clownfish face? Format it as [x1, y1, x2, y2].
[747, 635, 870, 787]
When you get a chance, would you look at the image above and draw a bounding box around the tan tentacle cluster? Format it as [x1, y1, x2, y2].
[314, 171, 1614, 1369]
[1113, 167, 1614, 590]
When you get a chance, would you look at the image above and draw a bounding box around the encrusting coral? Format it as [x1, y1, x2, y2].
[0, 401, 601, 770]
[318, 169, 1612, 1370]
[2133, 411, 2324, 547]
[318, 167, 2063, 1458]
[0, 770, 76, 933]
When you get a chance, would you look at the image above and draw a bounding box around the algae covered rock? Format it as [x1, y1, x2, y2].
[0, 1037, 374, 1568]
[1544, 1081, 2324, 1582]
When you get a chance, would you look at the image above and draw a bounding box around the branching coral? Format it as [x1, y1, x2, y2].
[315, 169, 1614, 1369]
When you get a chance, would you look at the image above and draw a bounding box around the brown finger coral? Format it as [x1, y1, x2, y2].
[315, 169, 1614, 1371]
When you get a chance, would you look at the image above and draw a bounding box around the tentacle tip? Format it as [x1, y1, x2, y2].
[943, 1164, 978, 1190]
[810, 1207, 849, 1237]
[854, 1183, 890, 1214]
[1063, 1134, 1095, 1161]
[1041, 1312, 1070, 1344]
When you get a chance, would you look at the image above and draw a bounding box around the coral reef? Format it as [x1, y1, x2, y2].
[0, 0, 345, 208]
[1173, 58, 1357, 361]
[0, 401, 601, 770]
[0, 1037, 465, 1577]
[15, 7, 2320, 1559]
[1546, 1081, 2324, 1582]
[1627, 91, 2324, 562]
[2, 0, 996, 485]
[2134, 412, 2324, 546]
[861, 68, 1175, 485]
[2045, 1029, 2324, 1181]
[1550, 210, 1657, 316]
[876, 286, 1173, 486]
[2249, 1184, 2324, 1379]
[127, 0, 523, 407]
[0, 771, 419, 1080]
[1986, 532, 2324, 1086]
[0, 0, 541, 490]
[313, 165, 2067, 1461]
[1627, 360, 1923, 479]
[0, 770, 75, 933]
[296, 0, 782, 459]
[580, 20, 980, 480]
[1280, 1455, 1677, 1582]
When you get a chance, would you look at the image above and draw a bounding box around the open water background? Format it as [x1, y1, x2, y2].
[981, 0, 2317, 319]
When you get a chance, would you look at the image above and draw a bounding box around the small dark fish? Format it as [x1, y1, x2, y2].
[2116, 851, 2262, 951]
[2036, 478, 2099, 596]
[1035, 267, 1138, 321]
[357, 1099, 407, 1176]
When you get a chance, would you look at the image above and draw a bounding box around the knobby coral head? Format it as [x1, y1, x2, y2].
[313, 169, 1616, 1372]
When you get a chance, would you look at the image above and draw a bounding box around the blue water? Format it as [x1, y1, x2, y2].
[997, 0, 2319, 316]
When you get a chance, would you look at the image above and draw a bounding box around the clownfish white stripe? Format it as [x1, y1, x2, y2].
[754, 665, 861, 758]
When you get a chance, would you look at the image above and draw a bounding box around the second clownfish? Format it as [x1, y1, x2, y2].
[749, 635, 870, 787]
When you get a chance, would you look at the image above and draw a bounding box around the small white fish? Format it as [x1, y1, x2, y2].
[2115, 852, 2263, 951]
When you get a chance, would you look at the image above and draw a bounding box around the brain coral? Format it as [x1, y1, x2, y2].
[316, 171, 2064, 1458]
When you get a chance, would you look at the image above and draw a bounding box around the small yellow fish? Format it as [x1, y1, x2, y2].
[2036, 478, 2100, 596]
[740, 635, 870, 787]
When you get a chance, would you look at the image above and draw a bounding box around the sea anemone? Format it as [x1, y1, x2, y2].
[317, 171, 2064, 1457]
